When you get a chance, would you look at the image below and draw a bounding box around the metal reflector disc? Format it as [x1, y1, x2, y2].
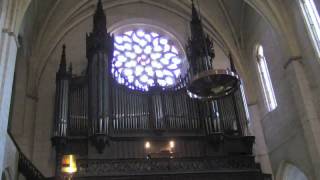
[187, 69, 240, 100]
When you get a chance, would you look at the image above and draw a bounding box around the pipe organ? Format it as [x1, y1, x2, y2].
[54, 71, 248, 138]
[51, 1, 271, 180]
[54, 68, 249, 136]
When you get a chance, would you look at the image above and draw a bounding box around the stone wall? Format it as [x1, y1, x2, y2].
[10, 1, 230, 177]
[242, 2, 320, 180]
[2, 134, 19, 180]
[0, 0, 19, 177]
[5, 0, 320, 179]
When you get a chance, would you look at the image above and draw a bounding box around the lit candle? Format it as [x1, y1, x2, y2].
[145, 141, 151, 149]
[169, 141, 175, 149]
[61, 154, 77, 175]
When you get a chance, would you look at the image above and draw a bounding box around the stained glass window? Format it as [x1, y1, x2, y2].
[112, 28, 185, 91]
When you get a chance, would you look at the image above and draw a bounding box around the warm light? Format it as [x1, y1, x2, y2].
[145, 141, 151, 149]
[61, 155, 77, 174]
[169, 141, 175, 148]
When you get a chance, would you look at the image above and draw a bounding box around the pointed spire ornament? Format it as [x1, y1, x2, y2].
[93, 0, 107, 34]
[58, 44, 67, 74]
[186, 0, 239, 100]
[229, 53, 237, 73]
[191, 0, 200, 23]
[86, 0, 114, 153]
[86, 0, 114, 60]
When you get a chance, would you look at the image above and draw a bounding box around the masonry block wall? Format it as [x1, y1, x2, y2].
[241, 2, 320, 179]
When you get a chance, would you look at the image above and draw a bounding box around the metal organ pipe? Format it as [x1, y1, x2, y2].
[126, 90, 129, 129]
[125, 91, 129, 130]
[130, 92, 134, 129]
[122, 88, 126, 130]
[119, 88, 123, 130]
[131, 93, 134, 130]
[134, 93, 137, 129]
[127, 90, 131, 129]
[115, 87, 119, 131]
[56, 49, 248, 141]
[187, 97, 192, 129]
[116, 88, 120, 131]
[134, 93, 138, 129]
[138, 93, 141, 129]
[161, 93, 167, 128]
[77, 88, 81, 134]
[184, 95, 188, 128]
[231, 93, 242, 136]
[54, 45, 71, 138]
[156, 94, 162, 129]
[186, 96, 192, 129]
[176, 93, 181, 128]
[127, 91, 130, 130]
[86, 6, 114, 151]
[83, 85, 88, 134]
[120, 89, 123, 130]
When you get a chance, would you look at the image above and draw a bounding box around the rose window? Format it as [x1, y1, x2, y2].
[112, 27, 185, 91]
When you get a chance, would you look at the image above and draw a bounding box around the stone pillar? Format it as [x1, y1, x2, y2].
[285, 58, 320, 180]
[248, 104, 273, 175]
[0, 33, 18, 177]
[0, 0, 19, 175]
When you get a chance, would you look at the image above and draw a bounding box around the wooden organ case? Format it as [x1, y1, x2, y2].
[51, 1, 271, 180]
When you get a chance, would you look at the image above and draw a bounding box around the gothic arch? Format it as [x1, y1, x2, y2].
[276, 162, 310, 180]
[244, 0, 300, 56]
[14, 0, 300, 99]
[1, 168, 12, 180]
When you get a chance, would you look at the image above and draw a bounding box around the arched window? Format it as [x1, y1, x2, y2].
[256, 45, 277, 111]
[282, 164, 308, 180]
[300, 0, 320, 57]
[1, 168, 11, 180]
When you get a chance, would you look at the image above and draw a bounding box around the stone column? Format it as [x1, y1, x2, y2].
[0, 0, 19, 175]
[285, 58, 320, 180]
[248, 103, 273, 175]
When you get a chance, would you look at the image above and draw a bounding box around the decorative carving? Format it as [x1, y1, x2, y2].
[76, 156, 257, 177]
[91, 134, 109, 153]
[50, 2, 266, 180]
[86, 0, 114, 152]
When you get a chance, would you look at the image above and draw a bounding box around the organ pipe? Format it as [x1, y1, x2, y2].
[54, 66, 250, 138]
[86, 0, 114, 152]
[53, 45, 71, 138]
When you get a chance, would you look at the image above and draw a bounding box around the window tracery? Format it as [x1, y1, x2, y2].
[112, 28, 185, 91]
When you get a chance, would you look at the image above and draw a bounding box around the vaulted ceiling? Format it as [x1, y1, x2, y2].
[15, 0, 297, 95]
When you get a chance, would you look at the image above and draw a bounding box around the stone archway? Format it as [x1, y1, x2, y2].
[282, 163, 308, 180]
[1, 168, 12, 180]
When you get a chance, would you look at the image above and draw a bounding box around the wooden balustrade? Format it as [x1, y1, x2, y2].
[76, 156, 258, 177]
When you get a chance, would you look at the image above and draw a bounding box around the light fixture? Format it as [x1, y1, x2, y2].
[61, 154, 77, 175]
[169, 141, 175, 149]
[186, 0, 239, 99]
[145, 141, 151, 159]
[145, 141, 151, 149]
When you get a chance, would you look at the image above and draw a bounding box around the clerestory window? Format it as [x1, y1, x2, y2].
[256, 45, 277, 112]
[300, 0, 320, 57]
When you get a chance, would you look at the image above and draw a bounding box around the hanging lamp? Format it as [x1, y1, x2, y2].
[186, 0, 239, 99]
